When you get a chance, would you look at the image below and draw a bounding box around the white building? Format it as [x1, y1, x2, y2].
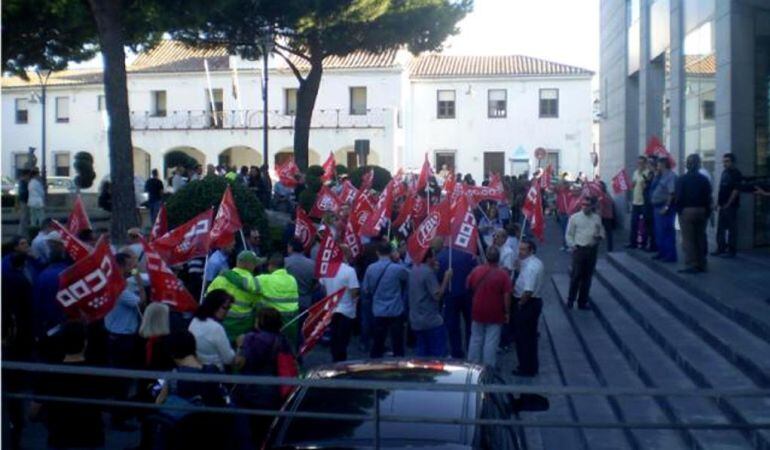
[2, 40, 593, 185]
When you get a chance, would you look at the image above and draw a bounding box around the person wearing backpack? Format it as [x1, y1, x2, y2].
[465, 246, 512, 368]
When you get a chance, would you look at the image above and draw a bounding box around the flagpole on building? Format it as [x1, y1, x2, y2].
[203, 59, 218, 127]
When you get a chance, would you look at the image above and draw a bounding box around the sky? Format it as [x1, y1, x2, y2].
[443, 0, 600, 72]
[71, 0, 600, 73]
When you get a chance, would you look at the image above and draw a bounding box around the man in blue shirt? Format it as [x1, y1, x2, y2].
[204, 240, 235, 284]
[362, 242, 409, 358]
[437, 240, 478, 358]
[32, 233, 72, 351]
[104, 249, 147, 429]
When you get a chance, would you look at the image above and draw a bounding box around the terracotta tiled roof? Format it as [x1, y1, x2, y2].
[684, 54, 715, 76]
[409, 54, 593, 78]
[1, 69, 103, 88]
[130, 40, 229, 73]
[288, 49, 400, 70]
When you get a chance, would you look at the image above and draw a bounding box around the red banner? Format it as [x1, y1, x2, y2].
[142, 239, 197, 312]
[644, 136, 676, 168]
[464, 185, 505, 206]
[309, 185, 342, 218]
[407, 198, 451, 263]
[150, 204, 168, 242]
[392, 194, 415, 229]
[448, 194, 479, 255]
[350, 191, 375, 234]
[299, 287, 347, 356]
[67, 195, 92, 235]
[611, 168, 632, 194]
[277, 159, 300, 188]
[416, 154, 432, 193]
[338, 180, 359, 205]
[51, 220, 92, 261]
[521, 182, 545, 241]
[56, 236, 126, 322]
[342, 218, 363, 260]
[321, 152, 336, 183]
[314, 230, 343, 278]
[210, 186, 243, 249]
[294, 208, 317, 251]
[360, 180, 394, 237]
[153, 209, 213, 266]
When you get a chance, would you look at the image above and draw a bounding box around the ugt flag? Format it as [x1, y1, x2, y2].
[299, 287, 347, 356]
[210, 185, 242, 249]
[522, 182, 545, 242]
[56, 236, 126, 322]
[67, 195, 92, 235]
[142, 239, 197, 312]
[314, 229, 343, 278]
[153, 209, 213, 266]
[612, 168, 632, 194]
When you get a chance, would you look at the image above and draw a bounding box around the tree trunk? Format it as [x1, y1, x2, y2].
[88, 0, 138, 244]
[293, 55, 323, 170]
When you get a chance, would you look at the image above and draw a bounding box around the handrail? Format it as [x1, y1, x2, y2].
[4, 361, 770, 398]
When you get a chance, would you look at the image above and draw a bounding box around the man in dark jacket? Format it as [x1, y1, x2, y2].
[713, 153, 743, 257]
[675, 154, 712, 273]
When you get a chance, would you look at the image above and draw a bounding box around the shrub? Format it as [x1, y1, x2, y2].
[306, 165, 324, 178]
[165, 175, 267, 239]
[298, 189, 316, 213]
[349, 165, 392, 192]
[336, 164, 348, 176]
[165, 151, 198, 170]
[305, 174, 322, 193]
[73, 152, 96, 189]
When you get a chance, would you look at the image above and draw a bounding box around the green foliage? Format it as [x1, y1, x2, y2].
[349, 165, 392, 192]
[298, 189, 317, 213]
[73, 152, 96, 189]
[165, 175, 267, 238]
[165, 151, 198, 170]
[336, 164, 348, 175]
[306, 165, 324, 178]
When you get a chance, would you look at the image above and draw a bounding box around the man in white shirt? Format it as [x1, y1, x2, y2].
[512, 239, 545, 377]
[31, 218, 56, 263]
[565, 196, 605, 310]
[320, 245, 360, 362]
[493, 229, 515, 274]
[27, 168, 46, 227]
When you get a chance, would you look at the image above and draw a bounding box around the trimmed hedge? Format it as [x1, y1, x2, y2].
[306, 165, 324, 178]
[74, 152, 96, 189]
[165, 175, 268, 239]
[349, 165, 392, 192]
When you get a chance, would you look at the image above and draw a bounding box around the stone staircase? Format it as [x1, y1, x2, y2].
[528, 250, 770, 450]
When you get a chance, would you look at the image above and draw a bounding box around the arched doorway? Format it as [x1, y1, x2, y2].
[164, 146, 206, 179]
[218, 146, 262, 170]
[273, 147, 321, 167]
[132, 147, 151, 179]
[334, 145, 379, 169]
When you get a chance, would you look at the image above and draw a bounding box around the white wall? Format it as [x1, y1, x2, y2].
[407, 76, 593, 180]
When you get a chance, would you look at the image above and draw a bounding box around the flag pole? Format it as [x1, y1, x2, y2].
[280, 306, 311, 332]
[239, 229, 247, 250]
[199, 251, 210, 303]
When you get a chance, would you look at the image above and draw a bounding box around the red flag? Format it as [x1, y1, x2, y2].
[448, 194, 479, 255]
[277, 159, 300, 188]
[309, 185, 342, 218]
[51, 220, 92, 261]
[56, 236, 125, 322]
[522, 182, 545, 241]
[67, 195, 92, 235]
[644, 136, 676, 168]
[321, 152, 336, 183]
[360, 180, 394, 236]
[142, 239, 197, 312]
[350, 191, 375, 234]
[294, 208, 317, 251]
[153, 209, 213, 266]
[539, 165, 553, 190]
[464, 185, 505, 207]
[416, 154, 433, 193]
[338, 180, 359, 205]
[299, 287, 347, 356]
[150, 204, 168, 242]
[314, 230, 343, 278]
[582, 180, 605, 199]
[341, 218, 363, 259]
[210, 186, 242, 249]
[359, 169, 374, 193]
[392, 195, 415, 228]
[611, 169, 632, 194]
[407, 198, 451, 263]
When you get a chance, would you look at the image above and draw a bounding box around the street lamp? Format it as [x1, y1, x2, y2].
[261, 26, 274, 171]
[35, 69, 52, 190]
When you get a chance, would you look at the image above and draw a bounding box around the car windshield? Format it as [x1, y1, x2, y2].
[275, 367, 476, 447]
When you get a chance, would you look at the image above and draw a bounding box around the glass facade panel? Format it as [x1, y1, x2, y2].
[650, 0, 671, 60]
[627, 0, 641, 74]
[683, 5, 716, 176]
[755, 37, 770, 246]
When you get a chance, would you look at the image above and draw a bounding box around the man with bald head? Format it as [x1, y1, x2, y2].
[675, 154, 712, 273]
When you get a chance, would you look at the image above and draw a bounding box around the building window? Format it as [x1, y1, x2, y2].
[54, 152, 70, 177]
[545, 150, 560, 174]
[702, 99, 715, 120]
[98, 95, 106, 111]
[151, 90, 167, 117]
[539, 89, 559, 118]
[487, 89, 507, 118]
[437, 90, 456, 119]
[284, 88, 298, 115]
[434, 151, 456, 172]
[15, 98, 29, 124]
[55, 97, 69, 123]
[349, 87, 367, 115]
[14, 153, 30, 177]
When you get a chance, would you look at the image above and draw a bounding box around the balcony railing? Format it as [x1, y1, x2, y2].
[129, 108, 390, 131]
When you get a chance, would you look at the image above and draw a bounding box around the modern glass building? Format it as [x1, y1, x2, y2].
[600, 0, 770, 248]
